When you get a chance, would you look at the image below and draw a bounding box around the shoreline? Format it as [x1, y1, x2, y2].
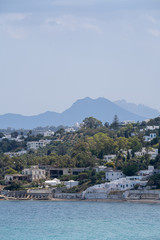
[1, 196, 160, 204]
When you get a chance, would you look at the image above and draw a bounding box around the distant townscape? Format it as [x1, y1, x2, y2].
[1, 114, 160, 201]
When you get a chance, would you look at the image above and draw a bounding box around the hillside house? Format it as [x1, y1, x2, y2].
[105, 169, 125, 181]
[103, 154, 116, 162]
[42, 166, 88, 178]
[27, 140, 51, 150]
[144, 133, 156, 142]
[22, 166, 46, 181]
[4, 174, 28, 184]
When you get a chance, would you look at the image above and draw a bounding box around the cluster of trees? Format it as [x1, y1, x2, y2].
[0, 139, 25, 153]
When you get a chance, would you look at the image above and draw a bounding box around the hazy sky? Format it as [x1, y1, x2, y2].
[0, 0, 160, 115]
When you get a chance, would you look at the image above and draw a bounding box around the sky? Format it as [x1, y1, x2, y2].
[0, 0, 160, 115]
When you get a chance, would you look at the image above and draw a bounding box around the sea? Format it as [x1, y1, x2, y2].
[0, 200, 160, 240]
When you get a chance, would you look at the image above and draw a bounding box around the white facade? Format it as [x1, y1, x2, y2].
[4, 150, 27, 157]
[131, 133, 136, 137]
[45, 178, 61, 186]
[139, 166, 154, 177]
[144, 133, 156, 142]
[135, 148, 158, 159]
[64, 180, 79, 189]
[5, 174, 15, 183]
[27, 140, 51, 150]
[135, 148, 146, 157]
[95, 166, 107, 172]
[121, 120, 135, 125]
[82, 176, 147, 199]
[109, 177, 147, 191]
[22, 166, 46, 181]
[148, 148, 158, 159]
[103, 154, 116, 162]
[146, 126, 159, 130]
[105, 170, 125, 181]
[4, 134, 11, 139]
[44, 131, 54, 137]
[4, 174, 27, 184]
[65, 127, 76, 133]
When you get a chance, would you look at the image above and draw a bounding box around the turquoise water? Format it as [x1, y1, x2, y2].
[0, 201, 160, 240]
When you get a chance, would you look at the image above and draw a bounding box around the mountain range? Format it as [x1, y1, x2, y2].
[0, 97, 159, 129]
[115, 99, 160, 119]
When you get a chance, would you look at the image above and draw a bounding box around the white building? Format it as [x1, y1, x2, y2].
[4, 174, 28, 184]
[82, 176, 147, 199]
[103, 154, 116, 162]
[95, 166, 107, 172]
[4, 150, 27, 157]
[144, 133, 156, 142]
[135, 148, 158, 159]
[22, 166, 46, 181]
[108, 177, 147, 191]
[131, 133, 136, 137]
[146, 126, 159, 131]
[27, 140, 51, 150]
[45, 178, 61, 186]
[44, 130, 54, 137]
[64, 180, 79, 189]
[139, 166, 154, 177]
[4, 134, 11, 139]
[121, 149, 132, 157]
[65, 127, 76, 133]
[135, 148, 146, 157]
[148, 148, 158, 159]
[105, 169, 125, 181]
[121, 120, 135, 125]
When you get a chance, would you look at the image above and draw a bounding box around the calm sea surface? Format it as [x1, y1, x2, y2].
[0, 200, 160, 240]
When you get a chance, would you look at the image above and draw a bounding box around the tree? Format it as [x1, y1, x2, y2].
[105, 162, 115, 168]
[147, 174, 160, 188]
[27, 130, 32, 137]
[116, 137, 129, 150]
[57, 144, 67, 156]
[129, 136, 142, 153]
[55, 128, 65, 136]
[123, 162, 138, 176]
[0, 132, 4, 138]
[83, 117, 103, 129]
[110, 115, 119, 130]
[11, 131, 18, 138]
[71, 141, 95, 167]
[5, 168, 18, 175]
[87, 133, 117, 158]
[127, 151, 130, 160]
[5, 180, 22, 191]
[158, 144, 160, 154]
[104, 122, 109, 128]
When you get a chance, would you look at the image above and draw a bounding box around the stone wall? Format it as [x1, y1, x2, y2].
[124, 190, 160, 200]
[54, 193, 82, 199]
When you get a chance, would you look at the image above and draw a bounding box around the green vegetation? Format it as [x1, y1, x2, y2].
[1, 116, 160, 184]
[147, 174, 160, 189]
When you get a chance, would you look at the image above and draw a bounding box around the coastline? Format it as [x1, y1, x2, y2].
[1, 196, 160, 204]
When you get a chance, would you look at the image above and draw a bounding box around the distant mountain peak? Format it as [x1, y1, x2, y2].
[115, 99, 160, 119]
